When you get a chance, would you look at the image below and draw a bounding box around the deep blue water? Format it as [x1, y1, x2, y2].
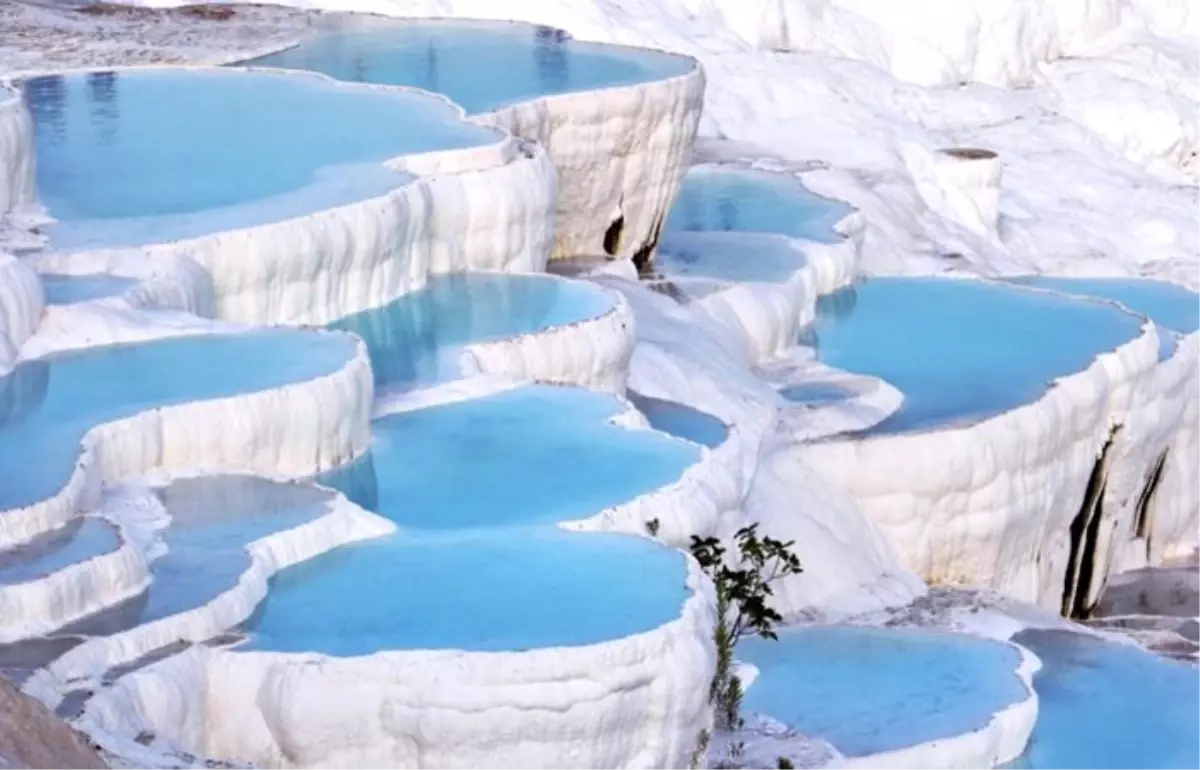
[0, 518, 119, 584]
[22, 68, 494, 248]
[330, 273, 614, 389]
[665, 167, 851, 245]
[0, 330, 356, 513]
[1004, 629, 1199, 769]
[246, 21, 693, 114]
[628, 392, 728, 449]
[738, 625, 1028, 757]
[808, 278, 1144, 433]
[1008, 276, 1198, 361]
[40, 274, 136, 305]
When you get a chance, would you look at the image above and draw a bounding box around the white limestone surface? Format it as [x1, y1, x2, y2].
[24, 475, 397, 709]
[0, 252, 43, 372]
[461, 284, 635, 394]
[78, 558, 717, 770]
[794, 304, 1162, 610]
[0, 85, 34, 214]
[0, 332, 373, 550]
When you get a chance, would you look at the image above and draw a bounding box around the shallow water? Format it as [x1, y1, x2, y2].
[665, 167, 851, 245]
[331, 273, 615, 389]
[778, 382, 856, 407]
[1008, 276, 1198, 361]
[23, 69, 494, 248]
[40, 274, 136, 304]
[244, 528, 689, 654]
[0, 330, 356, 513]
[368, 385, 700, 530]
[628, 392, 727, 449]
[655, 231, 808, 284]
[738, 625, 1028, 757]
[0, 518, 119, 584]
[808, 277, 1144, 433]
[1004, 629, 1199, 769]
[247, 20, 693, 114]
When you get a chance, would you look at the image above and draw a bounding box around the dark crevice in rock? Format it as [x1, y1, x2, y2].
[602, 215, 624, 257]
[1062, 425, 1121, 619]
[1134, 449, 1169, 547]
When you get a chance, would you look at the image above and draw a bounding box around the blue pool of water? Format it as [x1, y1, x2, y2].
[656, 231, 808, 284]
[0, 330, 356, 513]
[1005, 629, 1199, 769]
[246, 20, 694, 114]
[367, 385, 700, 530]
[23, 68, 495, 249]
[779, 382, 856, 407]
[64, 476, 332, 635]
[0, 518, 119, 584]
[628, 392, 727, 449]
[665, 167, 852, 245]
[738, 625, 1028, 758]
[244, 528, 689, 654]
[331, 273, 615, 389]
[808, 278, 1144, 434]
[40, 274, 137, 305]
[1008, 276, 1198, 361]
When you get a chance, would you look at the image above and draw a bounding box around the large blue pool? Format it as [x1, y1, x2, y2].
[246, 20, 694, 114]
[0, 518, 119, 585]
[738, 625, 1028, 758]
[1008, 277, 1199, 361]
[1005, 629, 1199, 769]
[0, 330, 357, 513]
[665, 167, 851, 245]
[655, 231, 809, 284]
[805, 278, 1145, 433]
[23, 68, 496, 249]
[330, 273, 615, 389]
[39, 274, 136, 305]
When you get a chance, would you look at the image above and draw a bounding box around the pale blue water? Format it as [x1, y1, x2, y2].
[0, 330, 356, 513]
[331, 273, 615, 389]
[0, 518, 119, 584]
[367, 385, 700, 530]
[809, 278, 1144, 433]
[22, 69, 495, 249]
[245, 528, 689, 654]
[665, 168, 852, 245]
[246, 21, 694, 114]
[738, 626, 1028, 757]
[779, 382, 855, 407]
[40, 274, 137, 305]
[1004, 629, 1199, 769]
[1008, 277, 1199, 361]
[63, 476, 333, 634]
[656, 231, 808, 284]
[628, 392, 727, 449]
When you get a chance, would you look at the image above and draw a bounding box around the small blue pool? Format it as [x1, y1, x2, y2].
[331, 273, 615, 389]
[244, 528, 689, 655]
[808, 278, 1144, 433]
[246, 20, 694, 114]
[1005, 629, 1199, 769]
[23, 68, 496, 249]
[366, 385, 700, 530]
[665, 167, 851, 245]
[655, 231, 808, 284]
[40, 274, 136, 305]
[738, 625, 1028, 758]
[628, 392, 727, 449]
[0, 330, 357, 513]
[1008, 277, 1199, 361]
[0, 518, 119, 585]
[778, 382, 856, 408]
[65, 476, 333, 635]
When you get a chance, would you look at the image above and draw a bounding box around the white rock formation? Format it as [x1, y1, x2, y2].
[0, 84, 34, 214]
[0, 252, 43, 372]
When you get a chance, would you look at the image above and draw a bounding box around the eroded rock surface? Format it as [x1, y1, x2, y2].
[0, 676, 105, 769]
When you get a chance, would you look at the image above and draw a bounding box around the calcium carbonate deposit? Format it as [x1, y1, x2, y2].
[0, 0, 1196, 768]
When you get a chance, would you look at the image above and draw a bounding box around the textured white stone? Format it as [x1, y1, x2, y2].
[904, 146, 1003, 238]
[0, 85, 34, 214]
[78, 557, 716, 770]
[0, 252, 43, 372]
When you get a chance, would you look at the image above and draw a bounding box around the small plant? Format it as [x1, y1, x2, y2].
[645, 518, 661, 537]
[690, 524, 802, 732]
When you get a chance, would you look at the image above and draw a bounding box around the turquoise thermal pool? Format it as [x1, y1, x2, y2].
[22, 68, 496, 250]
[39, 274, 137, 305]
[246, 20, 694, 114]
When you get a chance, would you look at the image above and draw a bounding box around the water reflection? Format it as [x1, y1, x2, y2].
[86, 71, 118, 146]
[21, 75, 67, 145]
[534, 25, 569, 93]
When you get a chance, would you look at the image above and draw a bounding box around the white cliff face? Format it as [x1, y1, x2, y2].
[476, 58, 706, 261]
[0, 85, 35, 214]
[0, 252, 43, 372]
